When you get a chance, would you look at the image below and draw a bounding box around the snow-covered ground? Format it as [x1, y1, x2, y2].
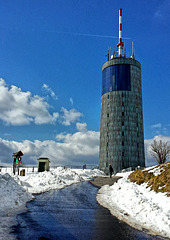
[97, 170, 170, 239]
[0, 167, 104, 239]
[1, 166, 170, 239]
[14, 167, 104, 194]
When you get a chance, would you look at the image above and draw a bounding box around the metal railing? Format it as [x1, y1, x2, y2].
[0, 164, 99, 174]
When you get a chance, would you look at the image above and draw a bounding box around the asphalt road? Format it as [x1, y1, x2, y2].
[11, 181, 166, 240]
[90, 176, 122, 187]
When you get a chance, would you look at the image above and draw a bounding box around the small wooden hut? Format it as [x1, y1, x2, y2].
[38, 157, 50, 172]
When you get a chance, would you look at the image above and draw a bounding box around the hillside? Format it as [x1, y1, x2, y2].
[128, 162, 170, 197]
[97, 164, 170, 238]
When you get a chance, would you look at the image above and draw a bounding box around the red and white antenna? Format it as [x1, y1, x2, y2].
[117, 8, 124, 58]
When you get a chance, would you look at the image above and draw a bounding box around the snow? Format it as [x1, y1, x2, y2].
[97, 170, 170, 239]
[1, 166, 170, 239]
[0, 173, 33, 240]
[0, 167, 104, 239]
[142, 164, 165, 176]
[0, 173, 33, 215]
[147, 166, 165, 176]
[16, 167, 104, 194]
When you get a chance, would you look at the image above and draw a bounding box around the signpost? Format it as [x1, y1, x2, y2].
[12, 151, 23, 175]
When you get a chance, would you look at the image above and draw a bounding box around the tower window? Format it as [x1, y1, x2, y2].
[107, 113, 109, 117]
[122, 152, 124, 156]
[102, 65, 131, 95]
[122, 141, 124, 146]
[107, 152, 108, 157]
[122, 112, 124, 116]
[122, 102, 124, 106]
[122, 131, 124, 136]
[107, 142, 109, 147]
[122, 122, 124, 126]
[137, 143, 139, 147]
[108, 94, 110, 99]
[137, 132, 139, 137]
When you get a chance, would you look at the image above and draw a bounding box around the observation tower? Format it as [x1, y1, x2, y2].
[99, 9, 145, 174]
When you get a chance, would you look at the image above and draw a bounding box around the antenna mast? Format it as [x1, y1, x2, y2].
[131, 41, 135, 59]
[117, 8, 124, 58]
[105, 49, 110, 61]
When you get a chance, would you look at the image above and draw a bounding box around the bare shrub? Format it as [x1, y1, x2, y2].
[150, 140, 170, 164]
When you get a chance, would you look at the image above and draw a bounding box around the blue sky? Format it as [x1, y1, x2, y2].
[0, 0, 169, 166]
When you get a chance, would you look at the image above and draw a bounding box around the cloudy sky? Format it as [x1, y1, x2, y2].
[0, 0, 169, 167]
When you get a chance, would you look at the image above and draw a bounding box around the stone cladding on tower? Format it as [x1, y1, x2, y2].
[99, 57, 145, 174]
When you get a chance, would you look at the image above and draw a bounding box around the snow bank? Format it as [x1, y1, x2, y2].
[0, 173, 33, 216]
[0, 167, 104, 239]
[17, 167, 104, 194]
[0, 173, 33, 240]
[97, 171, 170, 238]
[0, 168, 104, 213]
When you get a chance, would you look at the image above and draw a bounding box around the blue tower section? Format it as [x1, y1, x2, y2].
[102, 64, 131, 94]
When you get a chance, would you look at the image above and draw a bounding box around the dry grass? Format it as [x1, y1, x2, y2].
[128, 161, 170, 197]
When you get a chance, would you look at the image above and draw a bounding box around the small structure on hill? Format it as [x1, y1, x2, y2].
[12, 151, 23, 175]
[38, 157, 50, 172]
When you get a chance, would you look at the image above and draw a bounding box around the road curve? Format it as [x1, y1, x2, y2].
[11, 181, 165, 240]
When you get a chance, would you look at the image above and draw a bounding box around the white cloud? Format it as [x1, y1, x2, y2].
[154, 0, 170, 19]
[163, 127, 168, 135]
[151, 123, 162, 129]
[0, 79, 59, 125]
[42, 84, 58, 100]
[69, 97, 74, 106]
[60, 107, 83, 126]
[55, 130, 100, 162]
[150, 123, 169, 136]
[0, 132, 170, 168]
[76, 122, 87, 132]
[0, 129, 100, 166]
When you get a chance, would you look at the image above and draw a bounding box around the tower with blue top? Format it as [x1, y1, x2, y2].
[99, 9, 145, 174]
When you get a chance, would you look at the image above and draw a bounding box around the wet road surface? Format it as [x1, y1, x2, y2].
[11, 181, 166, 240]
[90, 176, 122, 187]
